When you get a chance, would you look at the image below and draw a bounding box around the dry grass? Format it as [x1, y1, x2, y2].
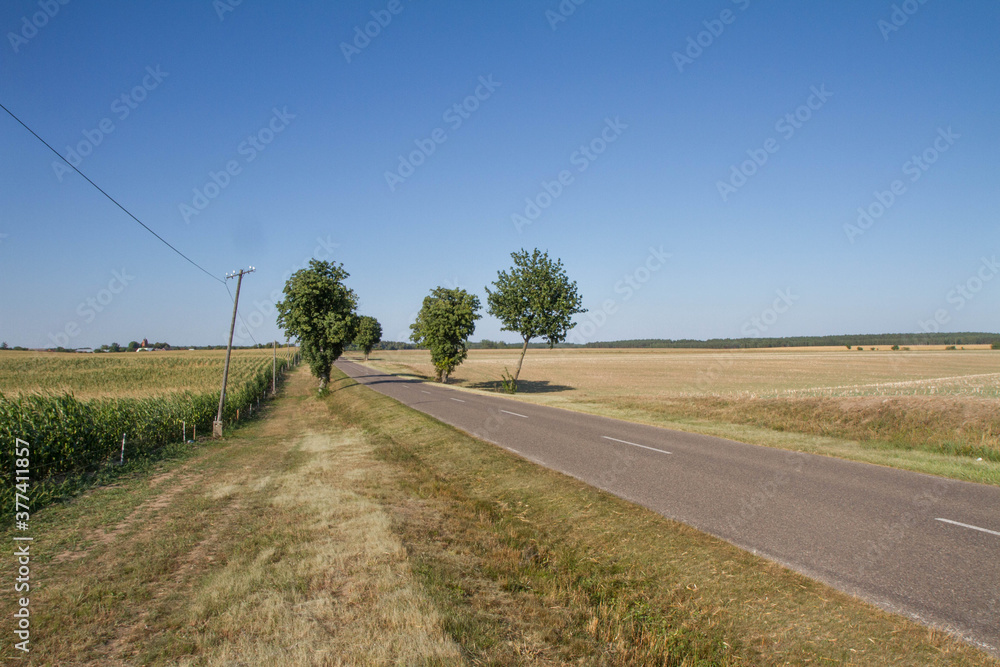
[352, 347, 1000, 399]
[0, 367, 459, 665]
[2, 365, 997, 664]
[321, 368, 998, 665]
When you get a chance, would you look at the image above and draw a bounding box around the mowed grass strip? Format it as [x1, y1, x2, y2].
[1, 368, 459, 665]
[323, 369, 997, 665]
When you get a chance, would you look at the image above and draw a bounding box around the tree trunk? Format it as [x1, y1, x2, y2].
[442, 370, 449, 384]
[364, 350, 370, 361]
[513, 337, 530, 381]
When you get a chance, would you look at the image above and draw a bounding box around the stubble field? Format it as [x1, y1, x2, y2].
[351, 347, 1000, 484]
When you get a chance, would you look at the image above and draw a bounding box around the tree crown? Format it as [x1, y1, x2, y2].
[354, 315, 383, 352]
[486, 249, 585, 347]
[410, 287, 481, 379]
[275, 259, 358, 384]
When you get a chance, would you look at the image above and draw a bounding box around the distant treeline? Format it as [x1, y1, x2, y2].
[369, 333, 1000, 352]
[580, 332, 1000, 349]
[20, 343, 296, 353]
[345, 341, 421, 351]
[30, 332, 990, 355]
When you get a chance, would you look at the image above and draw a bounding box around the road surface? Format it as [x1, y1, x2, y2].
[336, 360, 1000, 655]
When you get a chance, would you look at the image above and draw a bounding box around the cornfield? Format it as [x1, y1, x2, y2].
[0, 348, 298, 508]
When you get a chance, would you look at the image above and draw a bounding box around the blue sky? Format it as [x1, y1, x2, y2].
[1, 1, 998, 348]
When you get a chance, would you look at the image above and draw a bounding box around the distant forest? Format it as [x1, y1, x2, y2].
[576, 332, 1000, 349]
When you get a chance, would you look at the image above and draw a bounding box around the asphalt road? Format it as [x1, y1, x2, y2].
[336, 359, 1000, 655]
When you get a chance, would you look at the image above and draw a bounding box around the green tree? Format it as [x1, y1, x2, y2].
[410, 287, 481, 383]
[486, 248, 585, 385]
[276, 259, 359, 390]
[127, 341, 140, 352]
[354, 315, 383, 361]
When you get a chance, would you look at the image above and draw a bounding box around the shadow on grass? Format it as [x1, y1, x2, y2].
[328, 374, 424, 393]
[467, 379, 574, 394]
[325, 376, 358, 393]
[336, 363, 573, 394]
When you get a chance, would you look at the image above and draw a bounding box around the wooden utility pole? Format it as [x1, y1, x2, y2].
[214, 267, 255, 437]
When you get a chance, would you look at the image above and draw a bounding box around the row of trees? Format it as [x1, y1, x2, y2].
[276, 249, 585, 391]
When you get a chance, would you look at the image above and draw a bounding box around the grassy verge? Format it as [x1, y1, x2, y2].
[3, 366, 995, 664]
[324, 369, 996, 665]
[358, 358, 1000, 486]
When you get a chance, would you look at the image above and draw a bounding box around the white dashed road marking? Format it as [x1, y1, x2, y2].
[935, 518, 1000, 537]
[602, 435, 671, 455]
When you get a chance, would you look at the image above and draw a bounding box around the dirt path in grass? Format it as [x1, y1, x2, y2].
[3, 367, 461, 665]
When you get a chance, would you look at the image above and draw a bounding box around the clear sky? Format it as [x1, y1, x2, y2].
[1, 1, 998, 348]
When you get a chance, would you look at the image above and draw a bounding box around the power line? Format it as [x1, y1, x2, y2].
[0, 101, 225, 285]
[226, 282, 261, 347]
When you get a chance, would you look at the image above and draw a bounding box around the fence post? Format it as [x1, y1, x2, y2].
[120, 433, 126, 464]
